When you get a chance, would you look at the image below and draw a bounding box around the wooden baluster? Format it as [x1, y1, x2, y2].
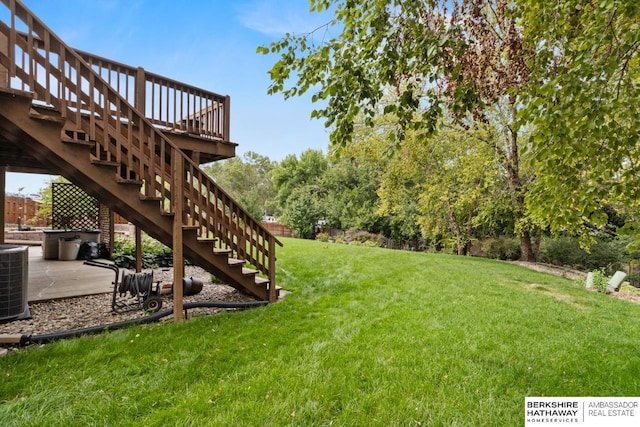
[43, 31, 50, 104]
[59, 47, 67, 118]
[172, 81, 177, 129]
[8, 0, 15, 78]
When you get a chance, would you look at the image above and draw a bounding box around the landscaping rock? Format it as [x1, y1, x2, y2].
[0, 266, 258, 338]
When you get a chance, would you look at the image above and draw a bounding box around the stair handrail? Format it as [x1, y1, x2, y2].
[0, 0, 281, 291]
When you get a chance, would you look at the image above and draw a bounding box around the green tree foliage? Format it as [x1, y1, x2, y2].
[260, 0, 538, 258]
[35, 176, 68, 224]
[520, 0, 640, 244]
[378, 125, 508, 255]
[281, 185, 324, 239]
[203, 151, 277, 219]
[321, 152, 384, 232]
[258, 0, 454, 147]
[260, 1, 531, 147]
[261, 0, 640, 257]
[271, 149, 328, 238]
[272, 149, 328, 207]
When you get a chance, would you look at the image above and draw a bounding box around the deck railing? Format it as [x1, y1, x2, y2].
[0, 0, 279, 297]
[76, 50, 231, 141]
[7, 31, 231, 142]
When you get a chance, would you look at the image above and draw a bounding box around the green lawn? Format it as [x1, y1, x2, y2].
[2, 238, 640, 426]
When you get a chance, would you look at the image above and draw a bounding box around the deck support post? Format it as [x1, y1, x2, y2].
[268, 236, 276, 302]
[0, 167, 5, 244]
[135, 226, 142, 272]
[172, 152, 184, 321]
[108, 209, 115, 258]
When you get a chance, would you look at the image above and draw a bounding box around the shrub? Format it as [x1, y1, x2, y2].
[538, 237, 584, 268]
[112, 235, 174, 269]
[344, 229, 385, 247]
[589, 268, 608, 294]
[482, 237, 521, 260]
[627, 271, 640, 289]
[316, 232, 330, 242]
[539, 235, 632, 274]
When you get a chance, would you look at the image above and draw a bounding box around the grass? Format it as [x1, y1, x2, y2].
[2, 238, 640, 426]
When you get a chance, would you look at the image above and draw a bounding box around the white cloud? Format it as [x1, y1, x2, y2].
[236, 0, 332, 36]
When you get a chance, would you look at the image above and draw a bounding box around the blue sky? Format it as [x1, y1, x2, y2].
[5, 0, 333, 194]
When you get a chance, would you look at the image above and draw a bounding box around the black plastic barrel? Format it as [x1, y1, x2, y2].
[182, 277, 204, 296]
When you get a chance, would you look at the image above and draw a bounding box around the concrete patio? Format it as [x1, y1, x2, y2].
[26, 245, 116, 302]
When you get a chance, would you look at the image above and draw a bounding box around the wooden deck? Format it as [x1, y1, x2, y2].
[0, 0, 281, 312]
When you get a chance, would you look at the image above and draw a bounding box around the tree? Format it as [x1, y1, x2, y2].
[261, 0, 640, 257]
[270, 149, 328, 237]
[35, 176, 68, 225]
[272, 149, 328, 209]
[261, 0, 541, 259]
[203, 151, 277, 219]
[378, 125, 509, 255]
[259, 0, 453, 148]
[281, 185, 324, 239]
[321, 153, 383, 232]
[519, 0, 640, 246]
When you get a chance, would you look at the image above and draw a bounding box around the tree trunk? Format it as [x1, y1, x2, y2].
[446, 208, 467, 255]
[520, 230, 536, 262]
[504, 102, 538, 262]
[465, 210, 474, 256]
[533, 233, 541, 260]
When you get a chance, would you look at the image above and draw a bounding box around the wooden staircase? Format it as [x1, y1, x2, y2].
[0, 0, 281, 302]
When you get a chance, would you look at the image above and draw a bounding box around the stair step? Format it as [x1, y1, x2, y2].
[213, 248, 231, 255]
[90, 158, 119, 167]
[0, 87, 33, 99]
[182, 225, 200, 238]
[29, 108, 65, 124]
[61, 134, 94, 146]
[31, 101, 59, 112]
[139, 195, 162, 202]
[61, 128, 94, 145]
[254, 277, 270, 286]
[115, 178, 143, 185]
[242, 267, 258, 276]
[228, 258, 246, 267]
[254, 278, 282, 299]
[197, 237, 218, 243]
